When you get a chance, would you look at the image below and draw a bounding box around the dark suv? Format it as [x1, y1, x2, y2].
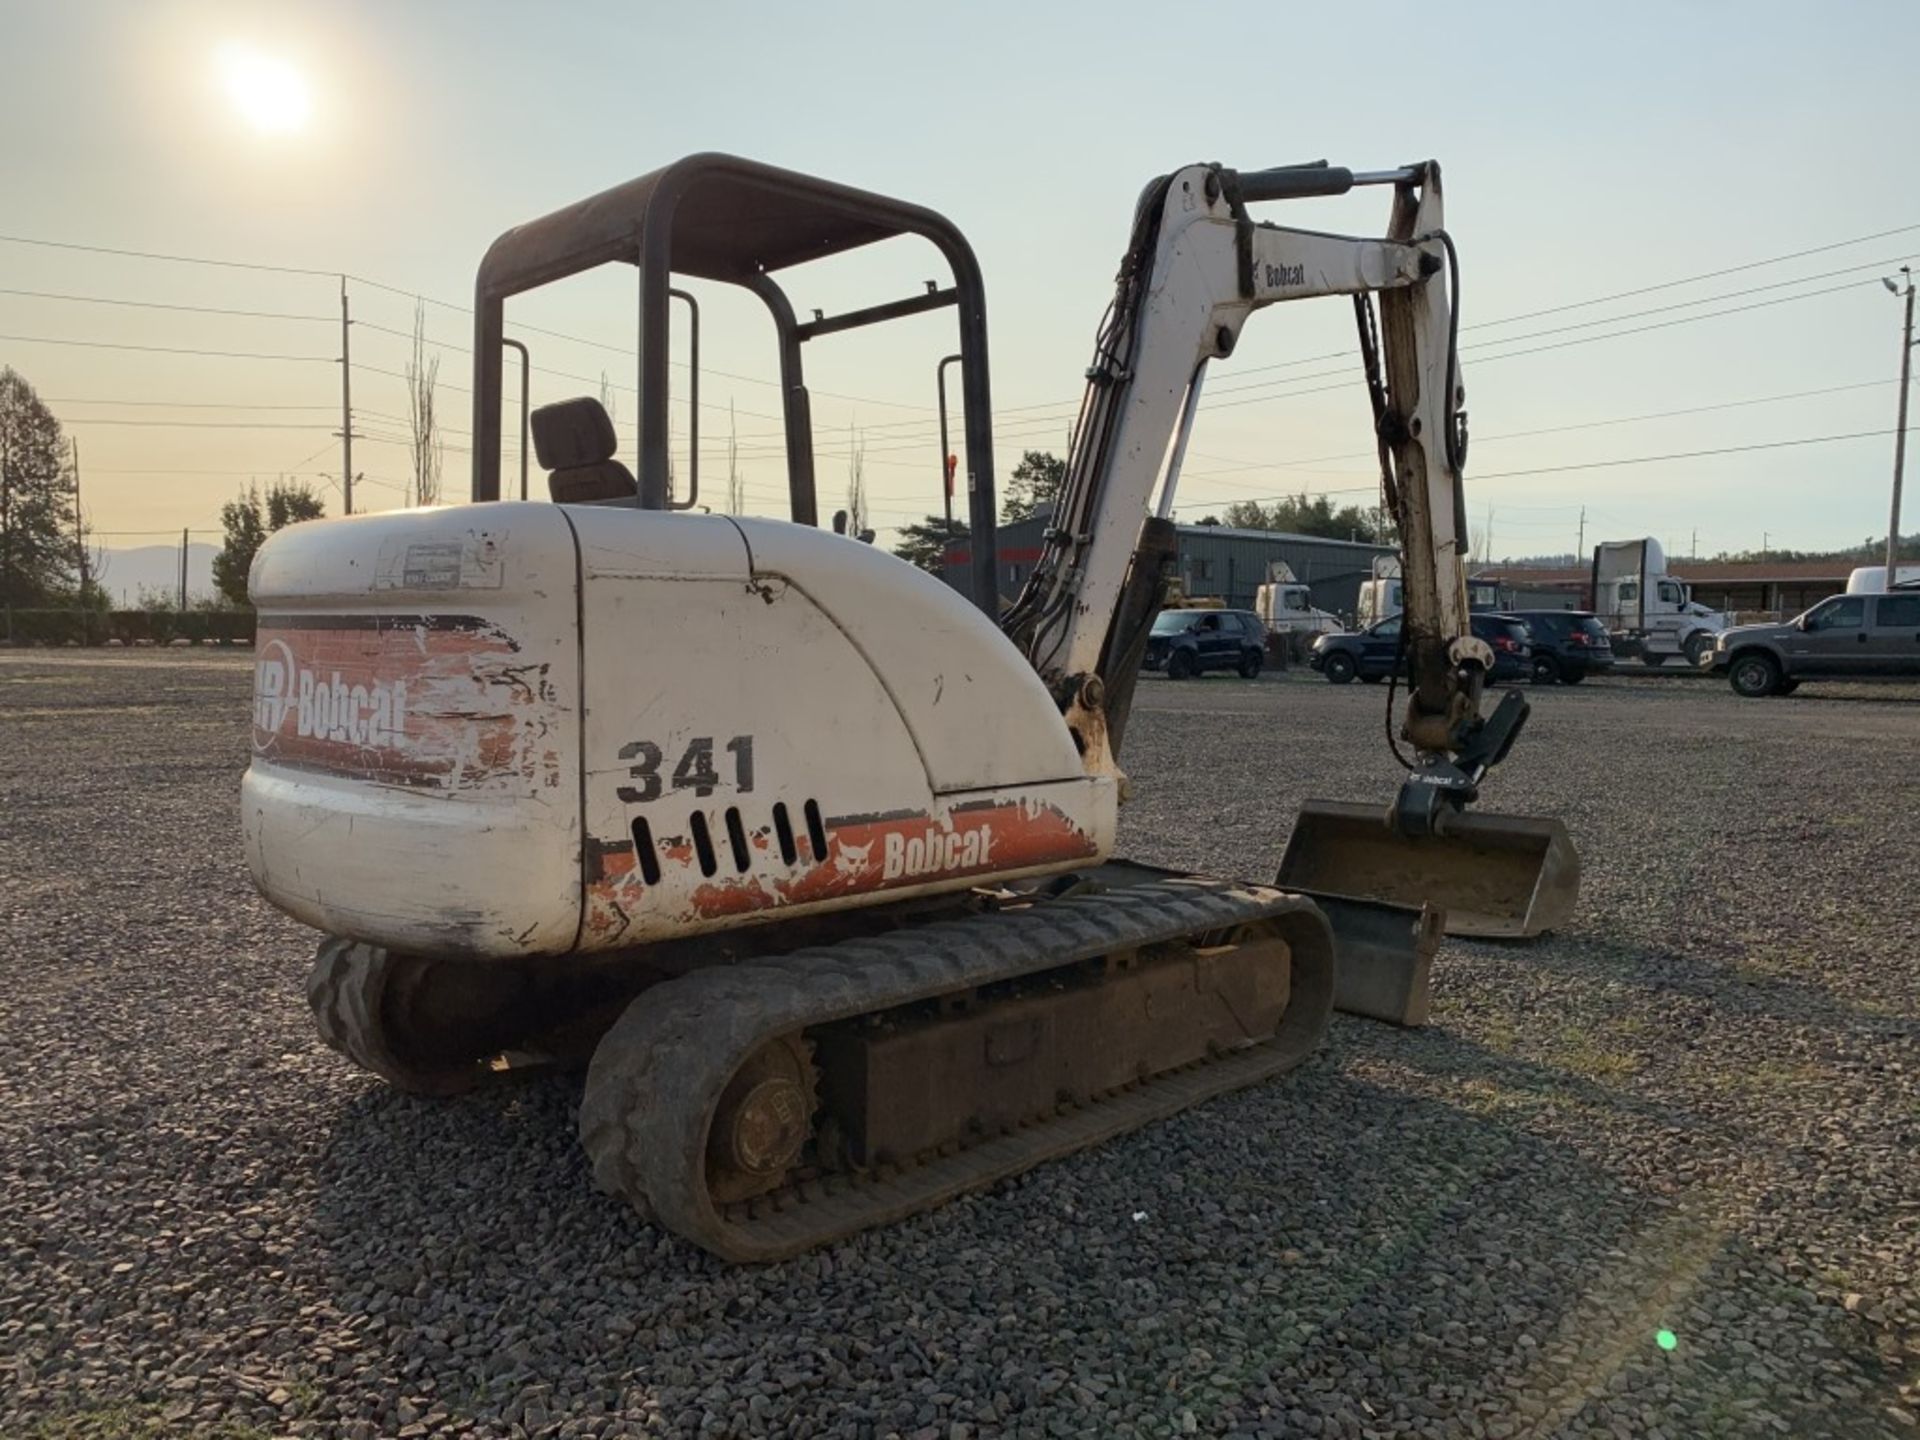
[1508, 610, 1615, 685]
[1708, 590, 1920, 696]
[1144, 607, 1267, 678]
[1311, 612, 1531, 684]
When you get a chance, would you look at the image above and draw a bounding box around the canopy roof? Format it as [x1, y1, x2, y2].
[475, 152, 950, 298]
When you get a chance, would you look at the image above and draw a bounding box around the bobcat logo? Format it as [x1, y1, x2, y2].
[252, 636, 409, 751]
[833, 840, 874, 878]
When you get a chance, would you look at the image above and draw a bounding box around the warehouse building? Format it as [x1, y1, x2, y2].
[1481, 560, 1859, 622]
[944, 515, 1393, 619]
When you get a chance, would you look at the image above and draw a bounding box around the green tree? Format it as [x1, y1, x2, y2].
[1221, 492, 1387, 542]
[1002, 450, 1067, 525]
[891, 515, 970, 574]
[0, 367, 79, 608]
[213, 479, 326, 607]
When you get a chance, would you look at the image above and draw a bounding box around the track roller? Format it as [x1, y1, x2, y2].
[580, 875, 1334, 1262]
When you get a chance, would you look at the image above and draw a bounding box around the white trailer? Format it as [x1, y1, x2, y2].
[1846, 564, 1920, 593]
[1253, 562, 1344, 640]
[1589, 538, 1727, 666]
[1357, 555, 1505, 628]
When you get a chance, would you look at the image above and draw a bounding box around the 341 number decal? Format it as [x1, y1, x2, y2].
[618, 735, 754, 802]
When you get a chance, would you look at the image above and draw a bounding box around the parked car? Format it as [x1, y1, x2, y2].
[1143, 607, 1267, 679]
[1507, 610, 1616, 685]
[1310, 613, 1531, 685]
[1477, 614, 1535, 682]
[1707, 590, 1920, 696]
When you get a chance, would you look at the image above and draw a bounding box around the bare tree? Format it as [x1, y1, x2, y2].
[845, 424, 869, 539]
[598, 371, 617, 430]
[406, 302, 443, 506]
[597, 370, 624, 488]
[666, 410, 677, 506]
[726, 400, 745, 515]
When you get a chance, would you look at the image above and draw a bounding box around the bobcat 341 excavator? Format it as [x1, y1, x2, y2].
[244, 153, 1577, 1261]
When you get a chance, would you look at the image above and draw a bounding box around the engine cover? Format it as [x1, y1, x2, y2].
[243, 503, 1117, 959]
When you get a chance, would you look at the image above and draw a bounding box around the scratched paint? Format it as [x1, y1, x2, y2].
[251, 614, 560, 791]
[583, 796, 1099, 941]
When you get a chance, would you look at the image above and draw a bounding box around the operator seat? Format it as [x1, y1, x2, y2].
[531, 397, 639, 504]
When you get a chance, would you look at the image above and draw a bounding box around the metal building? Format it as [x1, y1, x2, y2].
[944, 517, 1392, 620]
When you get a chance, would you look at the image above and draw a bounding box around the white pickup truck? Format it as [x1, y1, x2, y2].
[1590, 538, 1727, 667]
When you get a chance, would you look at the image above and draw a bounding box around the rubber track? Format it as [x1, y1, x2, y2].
[579, 877, 1334, 1262]
[306, 939, 482, 1097]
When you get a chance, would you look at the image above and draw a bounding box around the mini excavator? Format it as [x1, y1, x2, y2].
[244, 154, 1578, 1261]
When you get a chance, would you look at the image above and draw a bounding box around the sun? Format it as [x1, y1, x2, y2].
[216, 43, 312, 136]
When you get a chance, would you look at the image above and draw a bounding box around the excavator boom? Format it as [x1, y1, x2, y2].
[1003, 160, 1579, 983]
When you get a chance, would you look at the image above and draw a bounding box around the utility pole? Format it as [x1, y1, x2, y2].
[1, 421, 11, 645]
[178, 528, 188, 610]
[339, 276, 355, 516]
[1690, 527, 1697, 561]
[1576, 506, 1585, 565]
[1886, 267, 1914, 580]
[71, 438, 88, 642]
[935, 353, 961, 542]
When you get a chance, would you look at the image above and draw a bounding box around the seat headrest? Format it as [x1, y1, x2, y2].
[531, 397, 618, 470]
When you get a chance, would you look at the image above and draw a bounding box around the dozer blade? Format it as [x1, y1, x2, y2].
[1278, 799, 1580, 941]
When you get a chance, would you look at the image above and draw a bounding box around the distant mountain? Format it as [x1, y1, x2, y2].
[95, 544, 220, 606]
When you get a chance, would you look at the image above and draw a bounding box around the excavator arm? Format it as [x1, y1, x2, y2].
[1007, 160, 1519, 828]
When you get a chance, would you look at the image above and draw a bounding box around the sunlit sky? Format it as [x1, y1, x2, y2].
[2, 0, 1914, 561]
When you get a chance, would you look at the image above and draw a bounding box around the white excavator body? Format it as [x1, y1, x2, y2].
[244, 503, 1116, 959]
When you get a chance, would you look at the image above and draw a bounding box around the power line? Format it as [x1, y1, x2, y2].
[354, 313, 934, 412]
[10, 216, 1916, 444]
[1167, 426, 1914, 511]
[45, 396, 336, 410]
[0, 231, 932, 414]
[1180, 376, 1905, 481]
[0, 232, 337, 278]
[0, 333, 331, 363]
[15, 220, 1918, 538]
[1471, 222, 1920, 329]
[8, 221, 1905, 486]
[351, 323, 790, 424]
[733, 271, 1905, 456]
[1190, 276, 1892, 410]
[1208, 241, 1920, 382]
[864, 250, 1911, 434]
[1467, 258, 1915, 348]
[1468, 427, 1911, 482]
[86, 467, 337, 477]
[1461, 277, 1883, 367]
[61, 418, 335, 430]
[0, 287, 333, 323]
[1205, 259, 1909, 394]
[282, 438, 343, 474]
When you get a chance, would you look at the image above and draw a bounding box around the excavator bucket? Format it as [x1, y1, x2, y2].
[1279, 799, 1580, 940]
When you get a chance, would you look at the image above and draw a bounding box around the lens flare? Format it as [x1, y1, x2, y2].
[1655, 1329, 1678, 1351]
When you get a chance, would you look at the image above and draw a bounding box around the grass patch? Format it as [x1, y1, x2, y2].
[1475, 1014, 1520, 1053]
[1556, 1026, 1643, 1081]
[1719, 1058, 1828, 1099]
[25, 1401, 275, 1440]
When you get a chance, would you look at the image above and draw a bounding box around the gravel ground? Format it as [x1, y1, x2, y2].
[2, 652, 1916, 1440]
